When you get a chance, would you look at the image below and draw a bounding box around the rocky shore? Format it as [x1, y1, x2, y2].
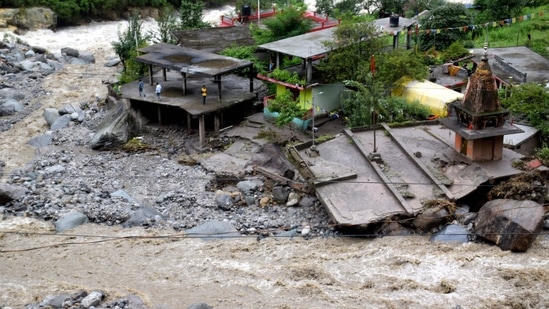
[0, 38, 335, 239]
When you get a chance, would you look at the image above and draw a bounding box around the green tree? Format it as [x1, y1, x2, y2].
[342, 77, 431, 128]
[474, 0, 526, 22]
[318, 20, 383, 84]
[251, 4, 312, 44]
[418, 3, 471, 51]
[342, 78, 387, 128]
[111, 14, 150, 81]
[179, 0, 211, 30]
[500, 82, 549, 140]
[374, 49, 429, 90]
[441, 41, 470, 62]
[152, 7, 179, 44]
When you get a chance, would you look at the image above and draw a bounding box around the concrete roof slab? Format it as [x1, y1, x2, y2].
[258, 27, 337, 59]
[471, 46, 549, 84]
[294, 122, 530, 227]
[136, 43, 252, 77]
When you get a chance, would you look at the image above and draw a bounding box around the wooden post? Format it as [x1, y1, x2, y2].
[162, 68, 167, 81]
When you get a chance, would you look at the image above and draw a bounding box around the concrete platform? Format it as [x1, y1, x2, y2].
[292, 122, 533, 227]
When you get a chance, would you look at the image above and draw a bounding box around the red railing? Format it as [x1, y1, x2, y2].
[219, 9, 340, 31]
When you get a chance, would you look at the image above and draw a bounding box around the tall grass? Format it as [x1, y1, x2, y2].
[387, 5, 549, 59]
[473, 5, 549, 58]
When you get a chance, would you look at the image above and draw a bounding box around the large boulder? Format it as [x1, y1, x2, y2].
[10, 7, 57, 31]
[186, 220, 241, 239]
[54, 211, 89, 233]
[475, 199, 545, 252]
[90, 99, 142, 150]
[0, 183, 28, 205]
[412, 204, 450, 232]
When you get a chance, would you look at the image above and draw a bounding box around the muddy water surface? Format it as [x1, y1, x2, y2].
[1, 217, 548, 308]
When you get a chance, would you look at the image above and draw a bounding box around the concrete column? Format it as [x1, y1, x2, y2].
[406, 29, 412, 49]
[214, 112, 221, 136]
[187, 113, 192, 133]
[157, 105, 162, 125]
[148, 65, 153, 85]
[162, 68, 167, 81]
[306, 58, 313, 83]
[182, 72, 187, 95]
[217, 78, 222, 102]
[249, 64, 254, 92]
[199, 115, 206, 147]
[393, 34, 398, 49]
[276, 53, 280, 69]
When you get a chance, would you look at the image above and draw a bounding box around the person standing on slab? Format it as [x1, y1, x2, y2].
[155, 82, 162, 100]
[201, 85, 207, 105]
[138, 79, 145, 97]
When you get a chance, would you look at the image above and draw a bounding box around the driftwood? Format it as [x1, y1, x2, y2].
[253, 165, 312, 194]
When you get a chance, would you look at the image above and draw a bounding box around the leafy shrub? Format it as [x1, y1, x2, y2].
[267, 89, 306, 126]
[269, 68, 306, 86]
[442, 41, 469, 62]
[536, 147, 549, 166]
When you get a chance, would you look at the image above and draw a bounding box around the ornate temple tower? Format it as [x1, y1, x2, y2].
[440, 45, 523, 161]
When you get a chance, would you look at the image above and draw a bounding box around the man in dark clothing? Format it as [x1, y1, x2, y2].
[138, 79, 145, 97]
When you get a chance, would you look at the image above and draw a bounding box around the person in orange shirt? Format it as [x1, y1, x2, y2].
[201, 85, 207, 105]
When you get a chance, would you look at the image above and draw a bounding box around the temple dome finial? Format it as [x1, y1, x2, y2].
[481, 42, 488, 61]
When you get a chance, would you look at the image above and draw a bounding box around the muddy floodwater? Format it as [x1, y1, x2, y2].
[1, 217, 549, 308]
[0, 9, 549, 309]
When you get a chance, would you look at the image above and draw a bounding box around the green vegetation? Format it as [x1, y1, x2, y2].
[112, 14, 149, 83]
[251, 4, 312, 45]
[500, 82, 549, 141]
[179, 0, 211, 29]
[469, 5, 549, 58]
[419, 3, 472, 51]
[269, 68, 306, 86]
[318, 20, 383, 84]
[341, 79, 431, 128]
[267, 89, 307, 127]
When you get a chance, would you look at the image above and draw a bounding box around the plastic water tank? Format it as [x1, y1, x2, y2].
[242, 5, 251, 17]
[389, 15, 399, 27]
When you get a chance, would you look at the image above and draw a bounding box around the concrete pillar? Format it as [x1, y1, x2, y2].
[214, 112, 221, 136]
[393, 34, 398, 49]
[276, 53, 280, 69]
[157, 105, 162, 125]
[187, 113, 192, 133]
[217, 78, 222, 102]
[406, 29, 412, 49]
[199, 115, 206, 146]
[249, 64, 254, 92]
[148, 65, 153, 85]
[182, 72, 187, 95]
[306, 58, 313, 83]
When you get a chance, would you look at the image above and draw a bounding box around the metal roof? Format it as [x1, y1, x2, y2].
[373, 16, 417, 33]
[258, 27, 337, 59]
[136, 43, 252, 77]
